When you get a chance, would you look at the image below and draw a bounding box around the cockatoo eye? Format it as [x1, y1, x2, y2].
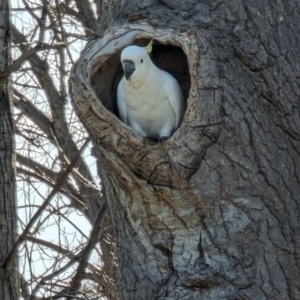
[140, 59, 143, 63]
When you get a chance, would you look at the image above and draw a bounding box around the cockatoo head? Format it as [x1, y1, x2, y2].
[120, 41, 154, 85]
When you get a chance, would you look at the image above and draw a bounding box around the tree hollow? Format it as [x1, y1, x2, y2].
[90, 38, 190, 128]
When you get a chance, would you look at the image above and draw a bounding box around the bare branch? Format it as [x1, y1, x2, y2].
[67, 203, 107, 299]
[11, 2, 117, 298]
[19, 271, 31, 300]
[1, 138, 90, 270]
[31, 252, 83, 297]
[12, 23, 101, 219]
[38, 0, 49, 42]
[13, 90, 54, 143]
[21, 0, 40, 22]
[73, 0, 99, 36]
[0, 42, 65, 84]
[17, 165, 88, 212]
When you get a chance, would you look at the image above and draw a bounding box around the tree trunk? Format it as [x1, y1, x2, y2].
[0, 0, 19, 299]
[70, 0, 300, 299]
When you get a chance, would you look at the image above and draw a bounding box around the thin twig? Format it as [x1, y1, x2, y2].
[0, 42, 65, 85]
[67, 204, 107, 299]
[1, 138, 90, 270]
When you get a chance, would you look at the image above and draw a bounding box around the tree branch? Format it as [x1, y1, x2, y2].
[28, 235, 106, 298]
[1, 138, 90, 270]
[0, 42, 65, 85]
[12, 24, 102, 220]
[38, 0, 49, 42]
[30, 252, 83, 297]
[73, 0, 99, 36]
[17, 166, 87, 211]
[67, 203, 107, 299]
[19, 271, 31, 300]
[13, 90, 55, 143]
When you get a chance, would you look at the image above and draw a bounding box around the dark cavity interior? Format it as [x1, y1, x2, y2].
[90, 39, 191, 117]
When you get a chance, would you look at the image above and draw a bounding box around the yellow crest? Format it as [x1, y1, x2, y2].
[145, 40, 153, 54]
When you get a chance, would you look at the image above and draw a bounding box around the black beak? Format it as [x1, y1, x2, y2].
[123, 60, 135, 80]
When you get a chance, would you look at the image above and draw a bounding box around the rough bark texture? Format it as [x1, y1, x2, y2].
[0, 0, 19, 299]
[70, 0, 300, 299]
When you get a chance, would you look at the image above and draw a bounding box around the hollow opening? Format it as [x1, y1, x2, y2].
[90, 38, 191, 121]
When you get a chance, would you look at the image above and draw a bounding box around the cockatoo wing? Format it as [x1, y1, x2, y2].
[164, 73, 185, 128]
[117, 79, 128, 124]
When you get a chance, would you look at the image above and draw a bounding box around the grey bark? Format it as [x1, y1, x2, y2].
[70, 0, 300, 299]
[0, 0, 19, 299]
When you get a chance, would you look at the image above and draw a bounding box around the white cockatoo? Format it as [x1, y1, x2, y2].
[117, 40, 185, 141]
